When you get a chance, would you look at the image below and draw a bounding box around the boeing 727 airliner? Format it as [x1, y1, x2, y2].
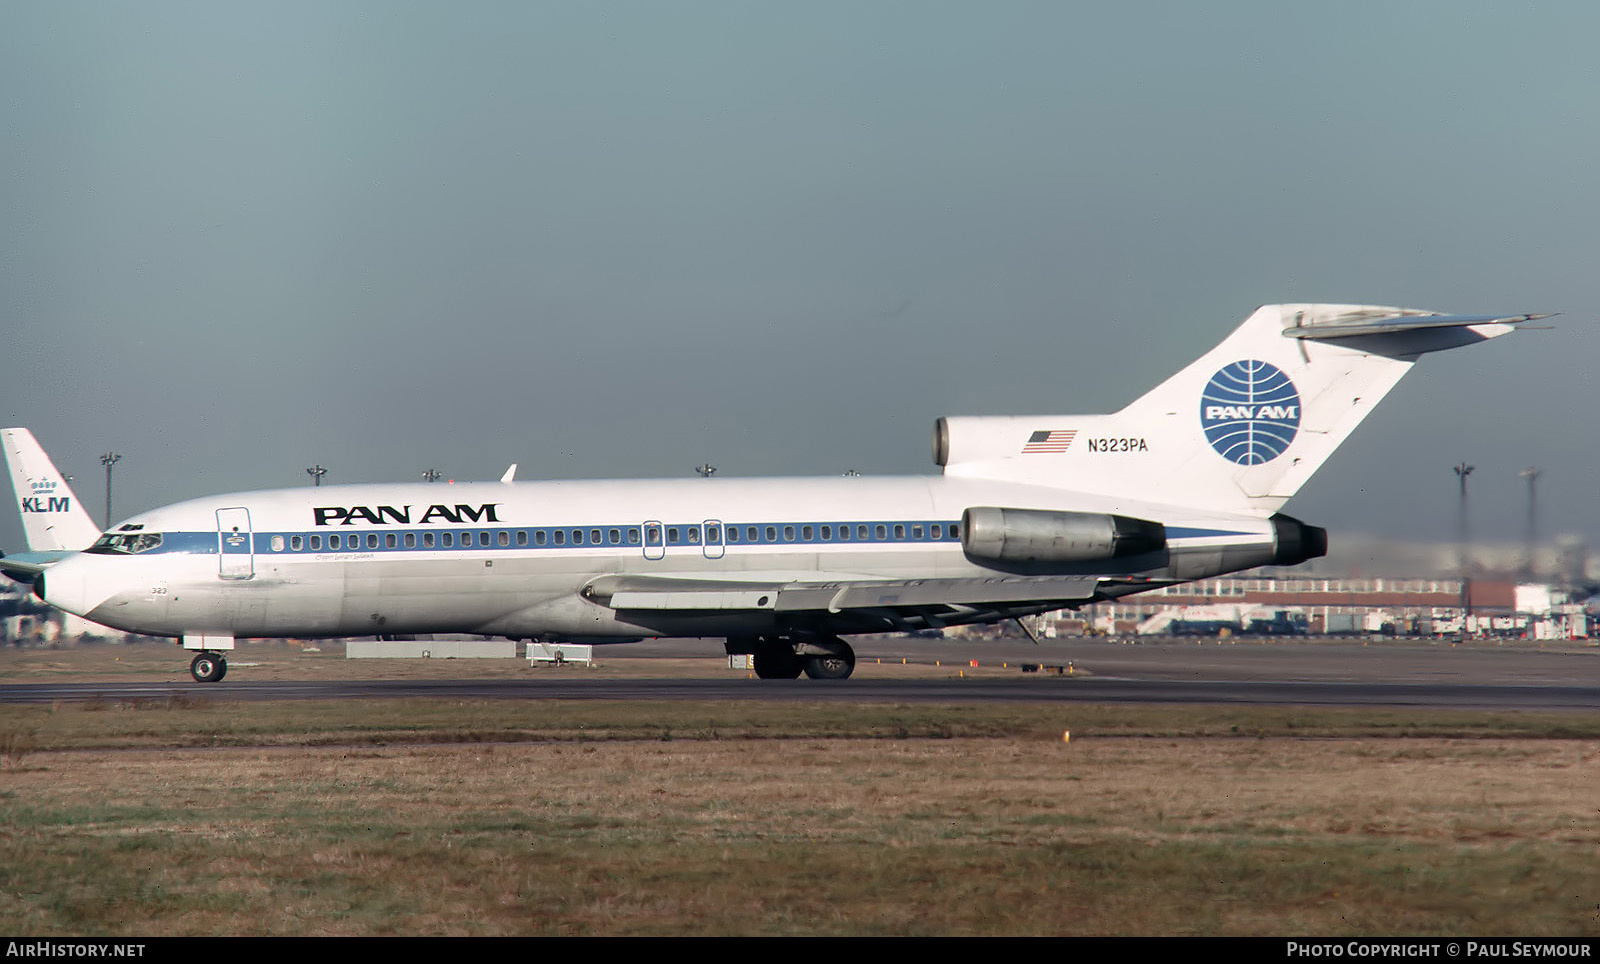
[7, 304, 1537, 682]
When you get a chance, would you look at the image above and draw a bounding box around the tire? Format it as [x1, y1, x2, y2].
[803, 652, 855, 680]
[190, 653, 227, 683]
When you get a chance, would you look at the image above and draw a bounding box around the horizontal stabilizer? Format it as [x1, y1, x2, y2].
[1284, 311, 1553, 340]
[0, 549, 74, 582]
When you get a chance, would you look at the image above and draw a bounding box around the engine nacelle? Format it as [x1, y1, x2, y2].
[1167, 513, 1328, 579]
[935, 416, 1041, 467]
[962, 506, 1167, 566]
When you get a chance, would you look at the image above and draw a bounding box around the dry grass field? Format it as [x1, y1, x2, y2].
[1, 642, 1597, 936]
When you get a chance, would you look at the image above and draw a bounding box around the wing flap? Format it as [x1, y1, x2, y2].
[591, 573, 1101, 614]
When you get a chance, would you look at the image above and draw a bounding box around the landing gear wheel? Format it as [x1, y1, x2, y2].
[190, 652, 227, 683]
[804, 645, 856, 680]
[752, 647, 803, 680]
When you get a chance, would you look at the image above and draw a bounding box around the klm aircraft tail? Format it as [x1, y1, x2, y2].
[2, 428, 102, 551]
[937, 304, 1538, 517]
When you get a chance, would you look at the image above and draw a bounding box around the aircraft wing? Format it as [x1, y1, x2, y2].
[584, 573, 1101, 626]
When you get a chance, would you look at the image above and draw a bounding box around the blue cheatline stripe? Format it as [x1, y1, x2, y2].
[135, 519, 975, 556]
[119, 521, 1254, 557]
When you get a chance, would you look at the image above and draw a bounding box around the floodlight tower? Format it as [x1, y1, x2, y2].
[100, 452, 121, 528]
[1454, 462, 1474, 630]
[1519, 467, 1542, 578]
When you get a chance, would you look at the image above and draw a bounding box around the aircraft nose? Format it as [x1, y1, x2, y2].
[36, 556, 112, 618]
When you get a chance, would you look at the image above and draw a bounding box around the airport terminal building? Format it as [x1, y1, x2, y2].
[1028, 574, 1591, 641]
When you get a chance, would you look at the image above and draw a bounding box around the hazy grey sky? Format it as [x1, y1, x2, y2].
[3, 2, 1596, 556]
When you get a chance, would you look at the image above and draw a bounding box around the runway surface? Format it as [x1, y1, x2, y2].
[2, 638, 1596, 711]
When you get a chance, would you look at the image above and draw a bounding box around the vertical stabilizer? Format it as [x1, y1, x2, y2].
[2, 428, 102, 551]
[938, 305, 1530, 517]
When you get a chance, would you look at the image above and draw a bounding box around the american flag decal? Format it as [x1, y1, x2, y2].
[1022, 429, 1076, 453]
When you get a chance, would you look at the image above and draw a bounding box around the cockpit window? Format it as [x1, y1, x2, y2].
[86, 532, 164, 555]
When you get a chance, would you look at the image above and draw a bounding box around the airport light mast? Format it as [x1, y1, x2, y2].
[1520, 467, 1542, 578]
[1454, 462, 1474, 632]
[306, 465, 327, 487]
[100, 452, 120, 528]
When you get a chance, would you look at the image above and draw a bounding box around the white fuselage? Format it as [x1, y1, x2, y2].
[38, 474, 1272, 642]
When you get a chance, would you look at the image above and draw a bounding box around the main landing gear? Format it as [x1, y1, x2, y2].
[735, 636, 857, 680]
[190, 652, 227, 683]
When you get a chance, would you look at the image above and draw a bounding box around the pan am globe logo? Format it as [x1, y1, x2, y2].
[1200, 360, 1301, 465]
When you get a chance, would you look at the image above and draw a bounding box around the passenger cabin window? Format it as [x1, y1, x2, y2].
[802, 526, 814, 541]
[895, 525, 906, 540]
[423, 532, 434, 548]
[480, 531, 490, 547]
[291, 535, 303, 551]
[628, 528, 641, 545]
[516, 531, 527, 546]
[367, 534, 378, 549]
[404, 533, 415, 548]
[875, 525, 887, 540]
[329, 535, 342, 550]
[442, 533, 454, 548]
[609, 528, 620, 544]
[498, 531, 509, 547]
[310, 535, 322, 551]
